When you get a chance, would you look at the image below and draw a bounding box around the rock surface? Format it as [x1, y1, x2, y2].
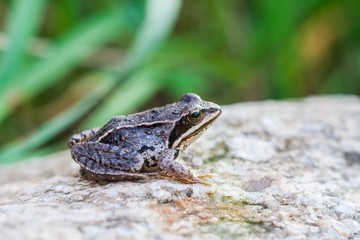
[1, 95, 360, 240]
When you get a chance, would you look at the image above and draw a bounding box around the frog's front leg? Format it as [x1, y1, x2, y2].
[158, 149, 210, 185]
[71, 142, 151, 181]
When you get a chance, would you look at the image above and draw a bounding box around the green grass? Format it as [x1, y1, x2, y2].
[0, 0, 359, 163]
[0, 0, 181, 163]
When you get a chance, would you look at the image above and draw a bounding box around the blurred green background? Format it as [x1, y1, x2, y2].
[0, 0, 359, 163]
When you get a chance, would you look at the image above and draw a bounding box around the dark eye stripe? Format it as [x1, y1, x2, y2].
[169, 116, 191, 148]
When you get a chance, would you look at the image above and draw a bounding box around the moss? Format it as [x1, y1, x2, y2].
[220, 195, 251, 207]
[240, 200, 251, 206]
[244, 219, 262, 225]
[207, 154, 226, 163]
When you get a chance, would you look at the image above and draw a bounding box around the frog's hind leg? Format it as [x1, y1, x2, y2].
[68, 128, 99, 147]
[79, 167, 153, 182]
[71, 142, 151, 182]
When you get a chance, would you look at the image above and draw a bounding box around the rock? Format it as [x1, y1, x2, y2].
[0, 95, 360, 240]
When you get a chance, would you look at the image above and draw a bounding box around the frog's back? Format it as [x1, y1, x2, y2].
[89, 102, 183, 142]
[92, 122, 174, 165]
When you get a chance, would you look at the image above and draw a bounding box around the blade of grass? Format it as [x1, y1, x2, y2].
[119, 0, 182, 70]
[0, 6, 130, 124]
[0, 0, 182, 163]
[0, 77, 111, 163]
[85, 0, 183, 127]
[83, 67, 166, 128]
[0, 0, 47, 91]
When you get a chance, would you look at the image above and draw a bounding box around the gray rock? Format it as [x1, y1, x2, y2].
[1, 95, 360, 240]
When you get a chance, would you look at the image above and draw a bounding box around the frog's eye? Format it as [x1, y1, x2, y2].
[191, 110, 201, 119]
[188, 109, 203, 124]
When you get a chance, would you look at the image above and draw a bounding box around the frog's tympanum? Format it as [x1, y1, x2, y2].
[68, 93, 221, 185]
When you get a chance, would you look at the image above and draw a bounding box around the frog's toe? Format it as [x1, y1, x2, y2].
[162, 174, 212, 186]
[192, 177, 212, 186]
[197, 173, 213, 180]
[184, 178, 212, 186]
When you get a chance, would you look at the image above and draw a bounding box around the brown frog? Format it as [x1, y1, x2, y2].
[68, 93, 221, 184]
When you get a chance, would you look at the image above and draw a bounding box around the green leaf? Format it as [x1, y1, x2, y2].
[0, 0, 47, 90]
[0, 6, 129, 124]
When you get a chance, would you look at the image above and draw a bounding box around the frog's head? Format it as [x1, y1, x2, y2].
[169, 93, 221, 150]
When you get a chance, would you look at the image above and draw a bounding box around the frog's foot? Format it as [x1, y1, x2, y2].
[179, 177, 211, 186]
[158, 149, 211, 186]
[169, 172, 212, 186]
[161, 174, 211, 186]
[197, 174, 213, 180]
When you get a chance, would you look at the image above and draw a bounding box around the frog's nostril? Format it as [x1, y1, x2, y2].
[209, 107, 221, 114]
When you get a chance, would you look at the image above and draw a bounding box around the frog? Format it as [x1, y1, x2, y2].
[68, 93, 221, 185]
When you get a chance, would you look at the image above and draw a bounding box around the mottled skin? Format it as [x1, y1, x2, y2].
[69, 93, 221, 184]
